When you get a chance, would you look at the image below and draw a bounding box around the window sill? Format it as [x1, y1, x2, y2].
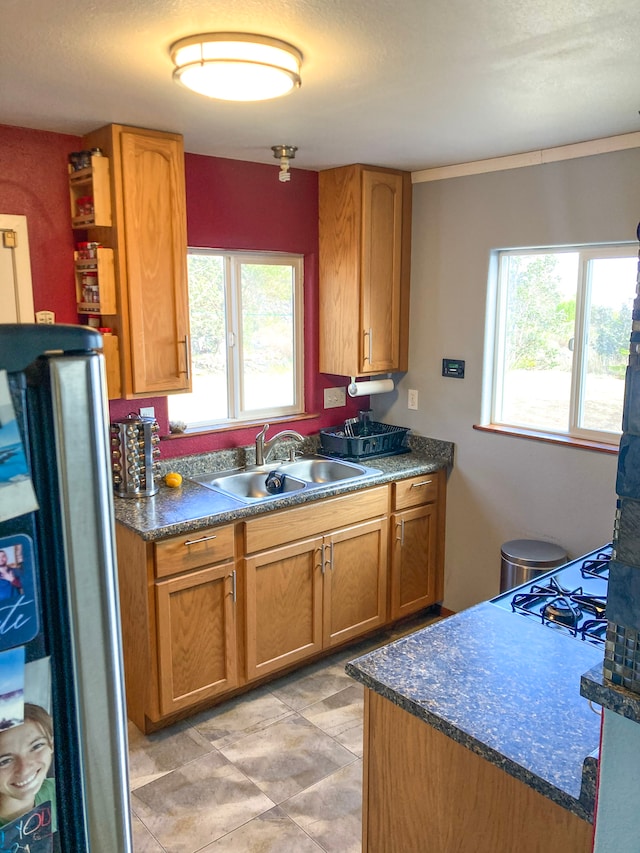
[473, 423, 619, 455]
[161, 411, 320, 441]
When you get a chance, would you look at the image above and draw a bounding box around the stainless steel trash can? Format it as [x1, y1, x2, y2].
[500, 539, 568, 593]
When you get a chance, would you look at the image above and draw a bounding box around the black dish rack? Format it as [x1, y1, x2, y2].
[320, 422, 410, 461]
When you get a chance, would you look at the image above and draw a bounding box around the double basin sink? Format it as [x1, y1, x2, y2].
[192, 455, 381, 504]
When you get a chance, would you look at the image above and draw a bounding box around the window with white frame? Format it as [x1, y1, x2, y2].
[486, 244, 637, 444]
[168, 250, 304, 429]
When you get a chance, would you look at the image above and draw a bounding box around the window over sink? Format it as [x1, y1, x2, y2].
[168, 249, 304, 430]
[482, 243, 636, 445]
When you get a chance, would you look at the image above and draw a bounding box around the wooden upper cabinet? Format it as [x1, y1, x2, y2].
[319, 164, 411, 377]
[82, 124, 191, 398]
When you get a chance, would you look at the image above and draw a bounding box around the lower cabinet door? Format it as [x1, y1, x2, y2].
[245, 537, 324, 680]
[390, 504, 438, 620]
[323, 517, 388, 648]
[155, 562, 237, 716]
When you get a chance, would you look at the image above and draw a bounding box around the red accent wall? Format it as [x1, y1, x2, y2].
[0, 124, 80, 323]
[0, 125, 362, 459]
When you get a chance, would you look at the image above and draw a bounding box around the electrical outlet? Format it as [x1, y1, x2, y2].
[139, 406, 155, 419]
[324, 387, 346, 408]
[35, 310, 55, 324]
[408, 389, 418, 410]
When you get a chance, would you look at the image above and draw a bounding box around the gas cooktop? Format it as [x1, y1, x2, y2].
[491, 544, 612, 647]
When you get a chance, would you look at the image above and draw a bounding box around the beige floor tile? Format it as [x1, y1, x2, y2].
[199, 806, 323, 851]
[269, 661, 356, 711]
[126, 614, 444, 852]
[131, 750, 274, 853]
[128, 719, 214, 790]
[299, 683, 365, 757]
[282, 760, 363, 853]
[189, 686, 294, 749]
[132, 813, 165, 852]
[218, 714, 357, 804]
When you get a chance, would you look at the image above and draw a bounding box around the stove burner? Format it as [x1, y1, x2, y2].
[571, 594, 606, 620]
[542, 597, 582, 630]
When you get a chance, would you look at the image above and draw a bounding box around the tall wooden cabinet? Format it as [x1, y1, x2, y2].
[319, 164, 412, 377]
[80, 124, 191, 399]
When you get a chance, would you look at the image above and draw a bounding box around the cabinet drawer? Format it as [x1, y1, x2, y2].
[244, 485, 389, 553]
[154, 524, 235, 578]
[393, 473, 439, 510]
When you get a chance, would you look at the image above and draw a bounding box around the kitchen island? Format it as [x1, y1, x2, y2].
[346, 601, 602, 853]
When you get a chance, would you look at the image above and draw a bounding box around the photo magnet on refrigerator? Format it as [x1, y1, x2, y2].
[0, 535, 40, 650]
[0, 370, 38, 523]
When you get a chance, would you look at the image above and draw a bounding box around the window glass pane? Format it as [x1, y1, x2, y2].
[498, 252, 578, 431]
[167, 254, 228, 425]
[239, 263, 295, 412]
[581, 257, 635, 432]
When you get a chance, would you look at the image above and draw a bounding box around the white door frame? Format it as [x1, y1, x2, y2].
[0, 214, 35, 323]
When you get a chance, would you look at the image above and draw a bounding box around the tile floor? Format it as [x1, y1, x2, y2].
[128, 612, 440, 853]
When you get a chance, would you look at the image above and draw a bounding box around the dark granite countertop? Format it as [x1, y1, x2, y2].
[346, 602, 603, 822]
[581, 663, 640, 723]
[113, 436, 453, 541]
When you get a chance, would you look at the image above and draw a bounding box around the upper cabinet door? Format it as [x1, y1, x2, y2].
[361, 169, 403, 374]
[120, 130, 191, 395]
[319, 164, 411, 378]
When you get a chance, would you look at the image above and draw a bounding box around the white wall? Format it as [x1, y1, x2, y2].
[593, 709, 640, 851]
[375, 148, 640, 612]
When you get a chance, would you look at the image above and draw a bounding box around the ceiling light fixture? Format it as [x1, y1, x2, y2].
[272, 145, 298, 182]
[170, 33, 302, 102]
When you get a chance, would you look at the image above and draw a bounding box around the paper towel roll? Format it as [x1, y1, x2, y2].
[347, 378, 394, 397]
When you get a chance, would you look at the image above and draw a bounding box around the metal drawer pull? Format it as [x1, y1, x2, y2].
[397, 519, 405, 546]
[231, 570, 237, 603]
[364, 328, 372, 363]
[323, 541, 334, 572]
[183, 533, 218, 547]
[180, 335, 191, 380]
[410, 480, 433, 489]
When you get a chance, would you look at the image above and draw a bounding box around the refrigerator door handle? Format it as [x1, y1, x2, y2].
[49, 352, 133, 853]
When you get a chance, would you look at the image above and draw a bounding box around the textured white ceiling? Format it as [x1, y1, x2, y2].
[1, 0, 639, 171]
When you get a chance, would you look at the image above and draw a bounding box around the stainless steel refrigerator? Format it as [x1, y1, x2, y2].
[0, 323, 132, 851]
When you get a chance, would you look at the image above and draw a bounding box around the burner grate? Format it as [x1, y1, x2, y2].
[580, 551, 611, 581]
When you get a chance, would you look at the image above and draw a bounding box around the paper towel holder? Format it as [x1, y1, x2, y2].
[348, 375, 395, 398]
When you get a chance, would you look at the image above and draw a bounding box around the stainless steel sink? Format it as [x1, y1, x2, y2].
[194, 469, 307, 502]
[192, 454, 380, 504]
[276, 456, 367, 483]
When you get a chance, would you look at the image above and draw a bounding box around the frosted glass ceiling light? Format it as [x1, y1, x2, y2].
[170, 33, 302, 101]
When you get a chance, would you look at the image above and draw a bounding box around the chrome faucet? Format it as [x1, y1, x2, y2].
[255, 424, 304, 466]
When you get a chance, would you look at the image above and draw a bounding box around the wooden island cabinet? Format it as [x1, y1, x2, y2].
[362, 690, 593, 853]
[115, 473, 446, 733]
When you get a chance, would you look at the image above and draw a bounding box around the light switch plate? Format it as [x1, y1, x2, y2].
[324, 387, 346, 408]
[139, 406, 155, 419]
